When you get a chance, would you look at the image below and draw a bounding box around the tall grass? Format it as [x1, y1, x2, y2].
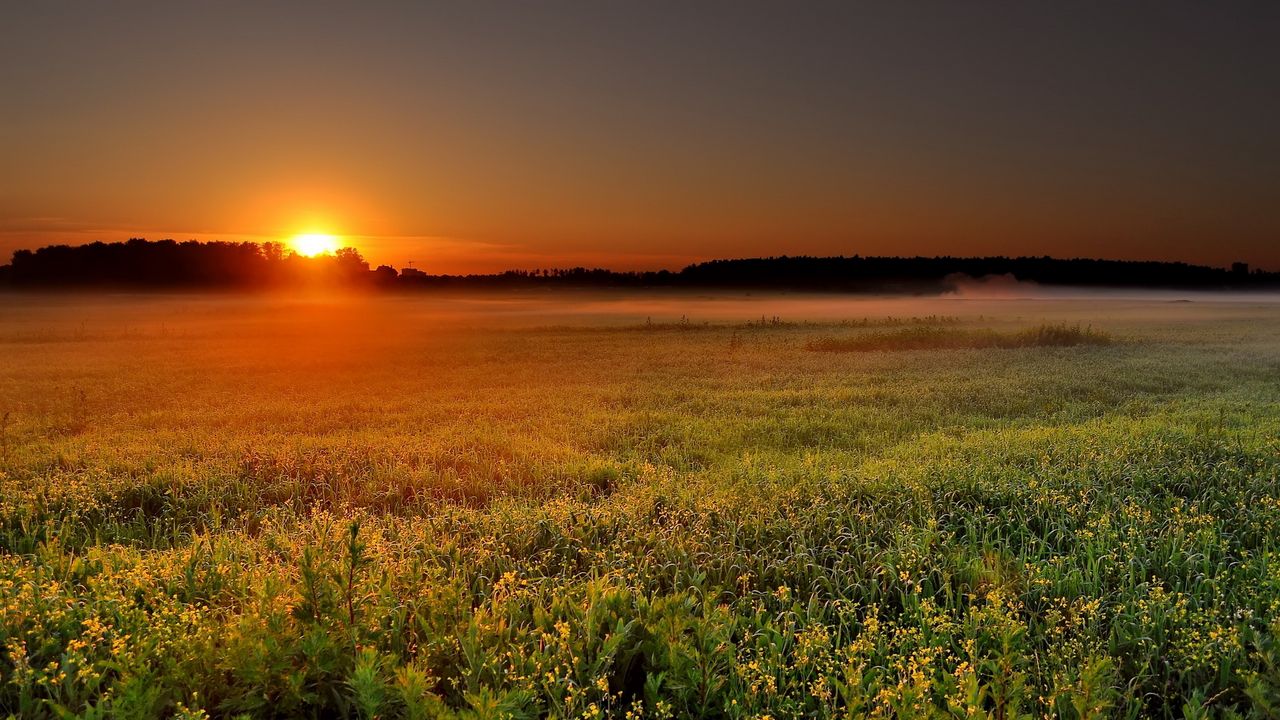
[806, 322, 1112, 352]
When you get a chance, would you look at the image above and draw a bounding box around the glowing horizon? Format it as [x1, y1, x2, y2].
[3, 5, 1278, 272]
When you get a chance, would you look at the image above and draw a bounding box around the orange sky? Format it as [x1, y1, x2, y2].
[2, 4, 1277, 273]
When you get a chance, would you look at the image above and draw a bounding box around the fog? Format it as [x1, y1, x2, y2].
[389, 286, 1280, 327]
[4, 287, 1278, 336]
[3, 288, 1278, 414]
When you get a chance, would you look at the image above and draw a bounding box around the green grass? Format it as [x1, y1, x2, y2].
[805, 323, 1112, 352]
[1, 293, 1279, 718]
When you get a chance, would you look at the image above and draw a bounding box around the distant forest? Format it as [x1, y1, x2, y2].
[0, 238, 1276, 292]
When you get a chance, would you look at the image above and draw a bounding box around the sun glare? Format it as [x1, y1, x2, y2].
[290, 233, 340, 257]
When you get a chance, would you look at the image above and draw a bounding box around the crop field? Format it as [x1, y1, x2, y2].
[2, 291, 1280, 719]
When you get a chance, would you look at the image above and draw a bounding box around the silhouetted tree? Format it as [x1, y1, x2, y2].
[334, 247, 370, 275]
[0, 238, 380, 289]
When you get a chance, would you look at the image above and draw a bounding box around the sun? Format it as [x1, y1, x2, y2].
[290, 233, 340, 257]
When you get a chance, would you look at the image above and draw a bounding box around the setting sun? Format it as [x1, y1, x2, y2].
[290, 233, 340, 257]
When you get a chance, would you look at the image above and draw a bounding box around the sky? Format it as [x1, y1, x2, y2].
[2, 1, 1278, 273]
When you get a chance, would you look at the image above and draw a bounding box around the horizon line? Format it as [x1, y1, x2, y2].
[3, 237, 1269, 276]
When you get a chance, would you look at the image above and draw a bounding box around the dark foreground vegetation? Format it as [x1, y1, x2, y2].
[805, 323, 1113, 352]
[1, 238, 1276, 292]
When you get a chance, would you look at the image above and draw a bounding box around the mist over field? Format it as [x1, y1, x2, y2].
[5, 287, 1274, 334]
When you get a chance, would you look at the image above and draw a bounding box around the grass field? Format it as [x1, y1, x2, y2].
[2, 291, 1279, 719]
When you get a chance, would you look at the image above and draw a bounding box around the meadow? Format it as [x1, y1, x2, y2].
[1, 290, 1279, 719]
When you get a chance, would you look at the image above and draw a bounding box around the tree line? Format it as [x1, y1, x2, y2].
[0, 239, 370, 288]
[0, 238, 1275, 291]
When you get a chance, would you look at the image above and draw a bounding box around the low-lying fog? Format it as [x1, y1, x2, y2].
[436, 287, 1280, 325]
[3, 286, 1278, 334]
[3, 288, 1278, 388]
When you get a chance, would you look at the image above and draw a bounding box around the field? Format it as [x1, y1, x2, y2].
[2, 291, 1280, 719]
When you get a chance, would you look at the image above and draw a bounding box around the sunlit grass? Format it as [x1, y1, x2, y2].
[0, 296, 1277, 718]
